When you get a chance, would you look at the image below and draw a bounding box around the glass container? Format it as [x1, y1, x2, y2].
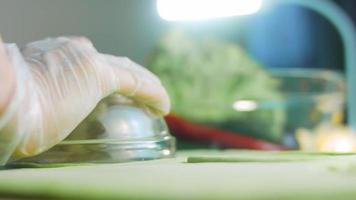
[12, 95, 176, 164]
[228, 68, 345, 147]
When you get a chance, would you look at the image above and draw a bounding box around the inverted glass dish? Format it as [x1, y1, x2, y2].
[12, 96, 176, 165]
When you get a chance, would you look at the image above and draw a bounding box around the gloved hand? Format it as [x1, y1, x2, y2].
[0, 36, 170, 164]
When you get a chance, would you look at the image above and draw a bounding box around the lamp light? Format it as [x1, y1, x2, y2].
[156, 0, 263, 21]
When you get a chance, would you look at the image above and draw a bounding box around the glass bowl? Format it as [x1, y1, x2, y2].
[224, 68, 345, 148]
[12, 96, 176, 165]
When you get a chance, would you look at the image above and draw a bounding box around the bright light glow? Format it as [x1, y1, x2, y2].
[157, 0, 263, 21]
[323, 135, 355, 153]
[162, 149, 171, 156]
[233, 100, 258, 112]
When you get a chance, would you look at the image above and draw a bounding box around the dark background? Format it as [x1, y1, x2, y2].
[243, 0, 356, 71]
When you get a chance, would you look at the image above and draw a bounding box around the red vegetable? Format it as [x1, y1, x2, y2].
[165, 114, 288, 151]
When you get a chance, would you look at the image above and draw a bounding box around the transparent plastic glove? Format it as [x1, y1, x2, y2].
[0, 37, 170, 164]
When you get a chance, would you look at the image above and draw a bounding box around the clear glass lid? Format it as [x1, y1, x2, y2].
[12, 95, 176, 165]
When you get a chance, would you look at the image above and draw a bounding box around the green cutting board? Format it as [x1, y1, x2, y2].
[0, 150, 356, 200]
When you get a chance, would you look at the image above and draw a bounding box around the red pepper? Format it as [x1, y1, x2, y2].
[165, 114, 288, 151]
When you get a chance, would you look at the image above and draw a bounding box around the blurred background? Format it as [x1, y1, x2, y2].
[0, 0, 355, 151]
[1, 0, 354, 70]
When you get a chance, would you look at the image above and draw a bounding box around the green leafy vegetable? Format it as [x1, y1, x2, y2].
[147, 29, 285, 142]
